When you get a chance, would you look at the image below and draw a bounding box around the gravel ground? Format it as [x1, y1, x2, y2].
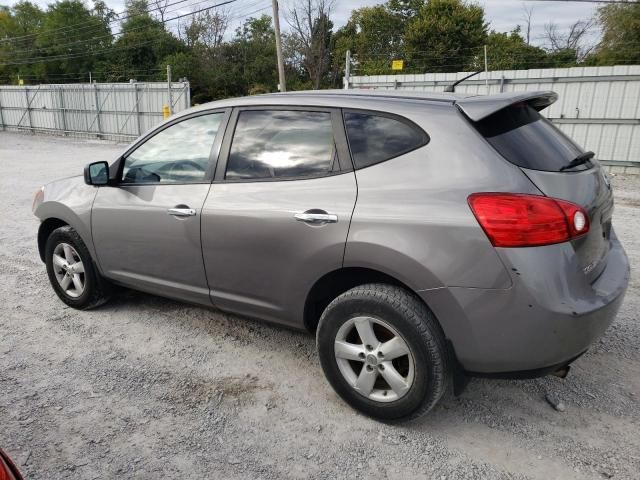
[1, 131, 638, 480]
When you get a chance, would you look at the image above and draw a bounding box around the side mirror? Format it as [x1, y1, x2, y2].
[84, 161, 109, 186]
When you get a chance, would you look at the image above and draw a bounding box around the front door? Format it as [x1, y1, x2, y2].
[201, 107, 357, 327]
[92, 110, 228, 305]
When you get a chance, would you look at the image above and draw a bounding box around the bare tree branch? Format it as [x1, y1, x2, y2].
[181, 8, 229, 52]
[286, 0, 335, 89]
[521, 4, 533, 45]
[152, 0, 170, 23]
[543, 17, 596, 62]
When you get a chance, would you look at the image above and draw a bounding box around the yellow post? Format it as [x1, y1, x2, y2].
[163, 104, 170, 119]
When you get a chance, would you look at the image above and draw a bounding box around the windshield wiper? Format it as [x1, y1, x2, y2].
[559, 151, 595, 172]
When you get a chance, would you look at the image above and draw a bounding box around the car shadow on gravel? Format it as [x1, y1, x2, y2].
[105, 288, 314, 339]
[98, 287, 320, 377]
[101, 287, 637, 424]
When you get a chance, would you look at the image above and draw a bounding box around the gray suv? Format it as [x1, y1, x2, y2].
[33, 90, 630, 420]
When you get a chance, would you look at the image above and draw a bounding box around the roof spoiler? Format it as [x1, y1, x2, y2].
[455, 91, 558, 122]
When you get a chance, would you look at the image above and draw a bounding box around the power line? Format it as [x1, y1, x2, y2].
[6, 0, 262, 57]
[3, 0, 241, 66]
[0, 0, 269, 78]
[0, 0, 200, 44]
[3, 0, 270, 60]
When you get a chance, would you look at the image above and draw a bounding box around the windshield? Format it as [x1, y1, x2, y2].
[473, 102, 592, 172]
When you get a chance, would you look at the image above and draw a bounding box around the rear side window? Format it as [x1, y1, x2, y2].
[343, 112, 428, 169]
[474, 103, 588, 172]
[225, 110, 335, 180]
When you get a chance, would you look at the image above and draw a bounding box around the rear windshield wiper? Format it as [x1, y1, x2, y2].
[559, 151, 595, 172]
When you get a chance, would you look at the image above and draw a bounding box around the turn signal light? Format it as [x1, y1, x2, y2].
[468, 193, 590, 247]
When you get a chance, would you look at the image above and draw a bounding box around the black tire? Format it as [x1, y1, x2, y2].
[45, 226, 111, 309]
[316, 284, 450, 420]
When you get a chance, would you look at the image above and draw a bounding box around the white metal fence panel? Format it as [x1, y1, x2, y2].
[348, 65, 640, 166]
[0, 82, 190, 142]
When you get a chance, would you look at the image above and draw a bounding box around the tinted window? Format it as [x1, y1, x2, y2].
[225, 110, 335, 180]
[474, 103, 588, 172]
[343, 112, 428, 169]
[122, 113, 223, 184]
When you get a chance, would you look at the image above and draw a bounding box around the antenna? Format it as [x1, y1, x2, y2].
[444, 70, 483, 93]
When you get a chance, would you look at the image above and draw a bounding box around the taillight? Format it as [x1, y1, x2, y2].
[468, 193, 590, 248]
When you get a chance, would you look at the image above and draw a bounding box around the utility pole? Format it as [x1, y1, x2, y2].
[166, 64, 173, 115]
[271, 0, 286, 92]
[89, 72, 92, 84]
[484, 45, 489, 95]
[344, 50, 351, 90]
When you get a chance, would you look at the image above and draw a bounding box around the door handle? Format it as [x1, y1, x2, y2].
[167, 207, 196, 217]
[294, 211, 338, 224]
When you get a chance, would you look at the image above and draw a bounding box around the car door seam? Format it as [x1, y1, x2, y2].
[342, 170, 359, 267]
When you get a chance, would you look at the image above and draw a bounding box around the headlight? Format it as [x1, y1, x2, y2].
[32, 185, 44, 213]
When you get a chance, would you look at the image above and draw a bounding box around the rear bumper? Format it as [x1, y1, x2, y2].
[466, 350, 586, 379]
[420, 230, 630, 373]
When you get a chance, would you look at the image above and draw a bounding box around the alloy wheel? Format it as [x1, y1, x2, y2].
[52, 243, 85, 298]
[334, 316, 415, 403]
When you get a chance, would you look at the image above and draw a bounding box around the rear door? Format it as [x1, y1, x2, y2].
[201, 107, 357, 327]
[471, 102, 613, 281]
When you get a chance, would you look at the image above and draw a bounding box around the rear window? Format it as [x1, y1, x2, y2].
[474, 103, 590, 172]
[343, 112, 428, 169]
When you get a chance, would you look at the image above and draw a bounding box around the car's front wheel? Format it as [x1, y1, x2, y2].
[316, 284, 450, 420]
[45, 226, 111, 309]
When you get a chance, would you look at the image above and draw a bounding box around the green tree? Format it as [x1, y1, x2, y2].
[106, 0, 182, 81]
[167, 10, 230, 102]
[35, 0, 113, 81]
[5, 0, 45, 39]
[485, 27, 550, 70]
[172, 15, 279, 103]
[333, 5, 404, 75]
[230, 15, 278, 94]
[0, 1, 46, 83]
[404, 0, 487, 73]
[387, 0, 424, 21]
[587, 1, 640, 66]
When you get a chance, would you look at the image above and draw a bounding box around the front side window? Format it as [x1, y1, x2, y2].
[122, 113, 224, 184]
[344, 112, 429, 169]
[225, 110, 335, 180]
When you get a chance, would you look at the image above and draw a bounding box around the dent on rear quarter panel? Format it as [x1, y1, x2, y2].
[344, 102, 540, 291]
[34, 176, 98, 261]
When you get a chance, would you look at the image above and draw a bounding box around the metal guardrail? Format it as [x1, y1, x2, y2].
[0, 82, 190, 142]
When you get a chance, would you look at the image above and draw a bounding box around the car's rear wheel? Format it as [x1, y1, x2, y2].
[316, 284, 450, 420]
[45, 226, 111, 309]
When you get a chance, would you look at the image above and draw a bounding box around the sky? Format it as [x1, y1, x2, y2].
[4, 0, 602, 47]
